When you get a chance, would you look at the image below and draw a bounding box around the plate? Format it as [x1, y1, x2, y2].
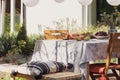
[94, 36, 108, 39]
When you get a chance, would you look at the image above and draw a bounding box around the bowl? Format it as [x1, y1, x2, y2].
[94, 36, 108, 39]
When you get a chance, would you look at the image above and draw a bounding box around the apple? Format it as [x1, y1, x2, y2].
[72, 34, 80, 36]
[67, 34, 74, 40]
[72, 34, 80, 39]
[79, 35, 84, 40]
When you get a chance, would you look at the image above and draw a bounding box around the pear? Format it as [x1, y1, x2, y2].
[84, 36, 90, 41]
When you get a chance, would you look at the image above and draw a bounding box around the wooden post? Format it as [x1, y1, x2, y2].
[0, 0, 2, 35]
[23, 4, 26, 25]
[10, 0, 15, 33]
[0, 0, 1, 19]
[82, 5, 88, 28]
[0, 0, 6, 35]
[20, 0, 26, 27]
[90, 0, 96, 25]
[20, 0, 23, 27]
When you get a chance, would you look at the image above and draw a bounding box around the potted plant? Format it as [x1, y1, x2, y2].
[100, 7, 120, 33]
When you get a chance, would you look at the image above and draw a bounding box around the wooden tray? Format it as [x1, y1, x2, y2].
[44, 30, 69, 40]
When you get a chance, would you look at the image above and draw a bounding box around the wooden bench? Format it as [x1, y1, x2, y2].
[11, 72, 81, 80]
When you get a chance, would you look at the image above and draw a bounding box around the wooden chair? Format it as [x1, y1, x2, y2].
[89, 32, 120, 80]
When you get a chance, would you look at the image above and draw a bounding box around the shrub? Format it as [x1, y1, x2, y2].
[0, 19, 43, 63]
[16, 23, 43, 56]
[0, 33, 41, 64]
[4, 13, 20, 34]
[16, 23, 29, 56]
[4, 13, 10, 33]
[16, 23, 28, 42]
[8, 40, 26, 55]
[0, 33, 17, 57]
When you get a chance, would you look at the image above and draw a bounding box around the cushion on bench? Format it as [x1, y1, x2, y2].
[27, 61, 73, 79]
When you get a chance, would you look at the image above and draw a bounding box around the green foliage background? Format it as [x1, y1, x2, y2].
[4, 14, 20, 33]
[97, 0, 120, 22]
[0, 14, 43, 64]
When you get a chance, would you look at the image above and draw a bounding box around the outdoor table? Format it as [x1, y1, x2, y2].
[31, 39, 120, 80]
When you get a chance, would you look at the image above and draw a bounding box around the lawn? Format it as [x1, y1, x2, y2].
[0, 71, 26, 80]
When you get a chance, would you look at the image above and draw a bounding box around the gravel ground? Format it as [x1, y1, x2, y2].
[0, 64, 18, 80]
[0, 71, 9, 80]
[0, 64, 18, 73]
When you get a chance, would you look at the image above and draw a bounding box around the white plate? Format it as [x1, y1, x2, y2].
[94, 36, 108, 39]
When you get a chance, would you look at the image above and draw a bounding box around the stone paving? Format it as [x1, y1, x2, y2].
[0, 64, 18, 80]
[0, 64, 18, 73]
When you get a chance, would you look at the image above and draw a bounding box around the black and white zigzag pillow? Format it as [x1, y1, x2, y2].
[27, 61, 73, 79]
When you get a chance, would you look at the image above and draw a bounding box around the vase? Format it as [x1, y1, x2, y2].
[108, 26, 117, 34]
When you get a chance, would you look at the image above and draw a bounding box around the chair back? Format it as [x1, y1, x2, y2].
[108, 33, 120, 53]
[105, 33, 120, 75]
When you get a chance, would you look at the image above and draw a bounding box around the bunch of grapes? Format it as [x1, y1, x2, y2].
[95, 31, 107, 36]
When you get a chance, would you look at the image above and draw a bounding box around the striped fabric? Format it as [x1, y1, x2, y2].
[27, 61, 69, 79]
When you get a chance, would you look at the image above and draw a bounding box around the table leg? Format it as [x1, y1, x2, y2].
[86, 62, 90, 80]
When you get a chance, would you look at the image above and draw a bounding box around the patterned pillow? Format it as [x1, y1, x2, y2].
[27, 61, 73, 79]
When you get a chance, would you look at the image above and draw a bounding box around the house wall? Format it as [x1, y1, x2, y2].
[26, 0, 83, 35]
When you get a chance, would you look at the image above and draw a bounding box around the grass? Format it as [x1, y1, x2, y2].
[0, 72, 26, 80]
[94, 58, 118, 63]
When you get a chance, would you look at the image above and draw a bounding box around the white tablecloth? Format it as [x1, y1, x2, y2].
[16, 39, 120, 80]
[31, 40, 77, 64]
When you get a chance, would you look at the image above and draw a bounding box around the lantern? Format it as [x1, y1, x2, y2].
[54, 0, 64, 3]
[78, 0, 93, 6]
[106, 0, 119, 6]
[23, 0, 39, 7]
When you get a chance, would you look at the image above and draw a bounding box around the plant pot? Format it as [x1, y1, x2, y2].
[108, 26, 117, 34]
[108, 29, 117, 33]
